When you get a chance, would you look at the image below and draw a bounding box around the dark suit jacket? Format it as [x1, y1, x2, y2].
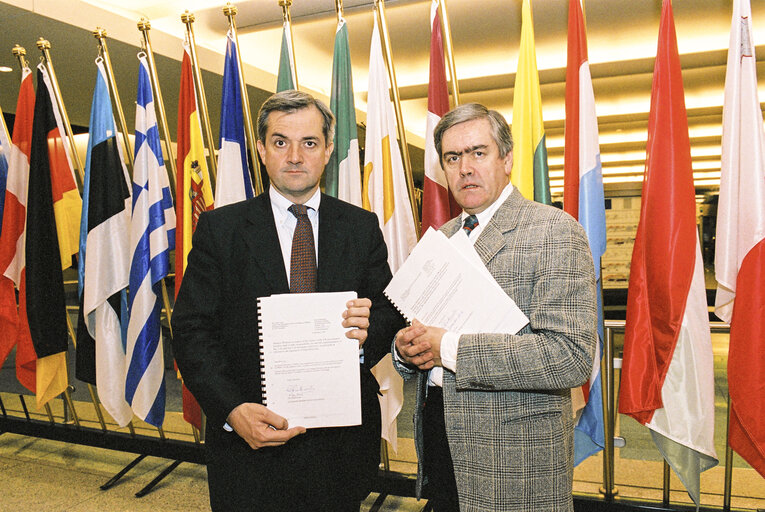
[172, 191, 404, 511]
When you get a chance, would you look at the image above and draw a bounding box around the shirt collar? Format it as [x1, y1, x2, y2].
[269, 185, 322, 218]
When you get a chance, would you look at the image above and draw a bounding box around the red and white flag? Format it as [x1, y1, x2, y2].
[0, 67, 36, 392]
[618, 1, 717, 506]
[420, 0, 460, 234]
[715, 0, 765, 478]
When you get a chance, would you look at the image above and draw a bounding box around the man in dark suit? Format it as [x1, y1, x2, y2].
[172, 90, 404, 512]
[394, 103, 597, 512]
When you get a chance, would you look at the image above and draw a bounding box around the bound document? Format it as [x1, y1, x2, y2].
[258, 291, 361, 429]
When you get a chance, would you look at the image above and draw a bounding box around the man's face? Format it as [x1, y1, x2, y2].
[440, 118, 512, 215]
[257, 105, 333, 204]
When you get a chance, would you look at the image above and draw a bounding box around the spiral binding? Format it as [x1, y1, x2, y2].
[383, 290, 411, 323]
[257, 297, 268, 404]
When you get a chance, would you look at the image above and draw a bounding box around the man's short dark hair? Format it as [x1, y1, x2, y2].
[433, 103, 514, 167]
[257, 90, 335, 144]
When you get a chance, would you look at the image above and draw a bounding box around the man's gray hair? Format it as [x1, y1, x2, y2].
[257, 90, 335, 144]
[433, 103, 513, 166]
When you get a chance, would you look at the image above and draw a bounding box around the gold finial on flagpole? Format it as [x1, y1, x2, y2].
[335, 0, 343, 21]
[223, 2, 264, 195]
[12, 44, 27, 71]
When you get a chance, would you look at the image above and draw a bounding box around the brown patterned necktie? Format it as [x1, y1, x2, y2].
[288, 204, 317, 293]
[462, 214, 479, 236]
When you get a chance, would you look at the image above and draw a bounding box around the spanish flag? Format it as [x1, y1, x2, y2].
[175, 42, 214, 429]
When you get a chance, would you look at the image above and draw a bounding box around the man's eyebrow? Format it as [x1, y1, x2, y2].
[269, 132, 320, 142]
[444, 144, 488, 156]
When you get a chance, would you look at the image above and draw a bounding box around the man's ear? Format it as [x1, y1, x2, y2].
[324, 141, 334, 165]
[504, 151, 513, 177]
[256, 139, 265, 161]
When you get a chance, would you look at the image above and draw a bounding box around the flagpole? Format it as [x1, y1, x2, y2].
[36, 38, 86, 189]
[181, 11, 218, 183]
[93, 29, 135, 172]
[137, 19, 178, 194]
[137, 20, 177, 343]
[335, 0, 343, 21]
[279, 0, 299, 90]
[723, 395, 734, 510]
[223, 3, 264, 196]
[438, 0, 460, 106]
[373, 0, 421, 235]
[602, 318, 617, 501]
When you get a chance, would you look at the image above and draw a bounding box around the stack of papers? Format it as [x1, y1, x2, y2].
[384, 228, 529, 335]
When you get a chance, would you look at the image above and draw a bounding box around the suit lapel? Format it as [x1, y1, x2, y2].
[242, 193, 290, 293]
[473, 191, 523, 267]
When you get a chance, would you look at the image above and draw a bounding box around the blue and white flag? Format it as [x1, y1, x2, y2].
[215, 30, 254, 207]
[77, 60, 133, 426]
[126, 54, 175, 427]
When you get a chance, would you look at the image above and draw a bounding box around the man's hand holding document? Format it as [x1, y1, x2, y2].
[384, 228, 529, 335]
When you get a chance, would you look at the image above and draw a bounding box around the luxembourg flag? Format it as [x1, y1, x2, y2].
[215, 30, 254, 208]
[126, 55, 175, 427]
[563, 0, 607, 465]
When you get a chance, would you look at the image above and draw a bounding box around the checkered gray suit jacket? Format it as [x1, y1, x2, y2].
[394, 190, 597, 512]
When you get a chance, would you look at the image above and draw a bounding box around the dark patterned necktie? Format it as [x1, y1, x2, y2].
[462, 214, 479, 236]
[288, 204, 317, 293]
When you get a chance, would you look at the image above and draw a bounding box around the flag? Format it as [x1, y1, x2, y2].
[26, 64, 81, 408]
[326, 16, 362, 205]
[618, 1, 718, 505]
[0, 66, 35, 388]
[363, 16, 417, 450]
[77, 60, 133, 426]
[126, 55, 175, 427]
[715, 0, 765, 478]
[511, 0, 551, 205]
[176, 42, 214, 429]
[215, 30, 254, 208]
[421, 0, 461, 234]
[564, 0, 607, 466]
[276, 20, 296, 92]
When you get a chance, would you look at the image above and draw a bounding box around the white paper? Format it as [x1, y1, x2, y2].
[384, 228, 529, 335]
[258, 291, 360, 429]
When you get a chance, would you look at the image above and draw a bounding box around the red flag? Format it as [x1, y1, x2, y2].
[176, 43, 214, 429]
[715, 0, 765, 477]
[618, 0, 717, 503]
[0, 67, 36, 392]
[421, 0, 460, 234]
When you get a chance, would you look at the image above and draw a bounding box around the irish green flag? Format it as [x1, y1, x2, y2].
[276, 20, 296, 92]
[511, 0, 551, 205]
[326, 17, 361, 205]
